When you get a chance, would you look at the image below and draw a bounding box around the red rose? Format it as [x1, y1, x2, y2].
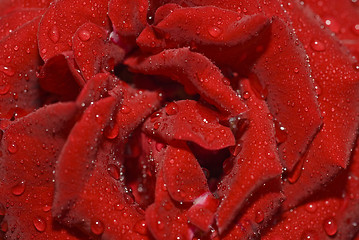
[0, 0, 358, 239]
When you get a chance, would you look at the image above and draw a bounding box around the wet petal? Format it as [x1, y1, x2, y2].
[72, 22, 125, 81]
[216, 79, 282, 233]
[38, 0, 110, 61]
[143, 100, 235, 150]
[125, 48, 247, 116]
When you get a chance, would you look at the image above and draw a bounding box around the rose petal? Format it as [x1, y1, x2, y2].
[72, 22, 125, 81]
[301, 0, 359, 59]
[38, 52, 82, 102]
[263, 139, 359, 239]
[162, 142, 210, 203]
[0, 0, 50, 16]
[0, 102, 80, 239]
[280, 0, 359, 208]
[146, 166, 193, 240]
[0, 17, 42, 119]
[76, 73, 120, 108]
[53, 96, 118, 214]
[38, 0, 110, 61]
[143, 100, 235, 150]
[0, 8, 45, 40]
[222, 179, 283, 239]
[216, 78, 282, 233]
[137, 6, 270, 59]
[125, 48, 247, 116]
[108, 0, 149, 40]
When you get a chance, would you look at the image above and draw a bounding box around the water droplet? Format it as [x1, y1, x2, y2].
[242, 91, 250, 100]
[115, 202, 125, 211]
[7, 142, 17, 153]
[156, 142, 165, 152]
[11, 181, 25, 196]
[310, 40, 326, 52]
[134, 220, 147, 235]
[107, 164, 120, 180]
[254, 210, 264, 223]
[33, 216, 46, 232]
[165, 102, 179, 115]
[91, 220, 104, 235]
[323, 218, 337, 236]
[13, 46, 19, 51]
[324, 17, 340, 33]
[0, 83, 10, 95]
[0, 65, 15, 77]
[104, 124, 119, 139]
[305, 203, 317, 213]
[48, 26, 60, 43]
[78, 29, 91, 41]
[274, 121, 287, 144]
[352, 23, 359, 36]
[208, 26, 222, 38]
[42, 205, 51, 212]
[301, 229, 319, 240]
[293, 67, 299, 73]
[120, 105, 131, 114]
[1, 221, 8, 232]
[153, 122, 161, 130]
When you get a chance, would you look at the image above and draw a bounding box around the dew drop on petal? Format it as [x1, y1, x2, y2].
[165, 102, 179, 115]
[305, 203, 317, 213]
[48, 25, 60, 43]
[0, 65, 15, 77]
[323, 218, 337, 236]
[107, 164, 120, 180]
[254, 210, 264, 223]
[0, 83, 10, 95]
[120, 105, 131, 114]
[33, 216, 47, 232]
[11, 181, 25, 196]
[91, 220, 105, 235]
[134, 220, 147, 235]
[7, 142, 17, 153]
[352, 23, 359, 36]
[310, 40, 326, 52]
[78, 29, 91, 41]
[208, 26, 222, 38]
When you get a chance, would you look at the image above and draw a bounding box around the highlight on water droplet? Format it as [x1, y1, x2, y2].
[120, 105, 131, 114]
[165, 102, 179, 115]
[310, 40, 326, 52]
[11, 181, 26, 196]
[208, 26, 222, 38]
[91, 219, 105, 235]
[0, 65, 15, 77]
[78, 29, 91, 42]
[323, 217, 337, 236]
[107, 164, 121, 180]
[33, 216, 47, 232]
[8, 142, 17, 153]
[134, 220, 147, 235]
[48, 25, 60, 43]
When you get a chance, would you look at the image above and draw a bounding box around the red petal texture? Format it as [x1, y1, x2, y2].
[0, 0, 51, 16]
[146, 166, 193, 240]
[162, 142, 210, 203]
[301, 0, 359, 59]
[0, 8, 45, 40]
[250, 16, 322, 171]
[143, 100, 235, 150]
[76, 73, 119, 108]
[125, 48, 247, 115]
[38, 52, 81, 102]
[279, 0, 359, 208]
[0, 17, 42, 119]
[72, 22, 125, 81]
[216, 79, 282, 233]
[38, 0, 110, 61]
[53, 96, 118, 215]
[222, 179, 283, 239]
[137, 6, 270, 57]
[0, 102, 80, 239]
[263, 138, 359, 239]
[108, 0, 149, 39]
